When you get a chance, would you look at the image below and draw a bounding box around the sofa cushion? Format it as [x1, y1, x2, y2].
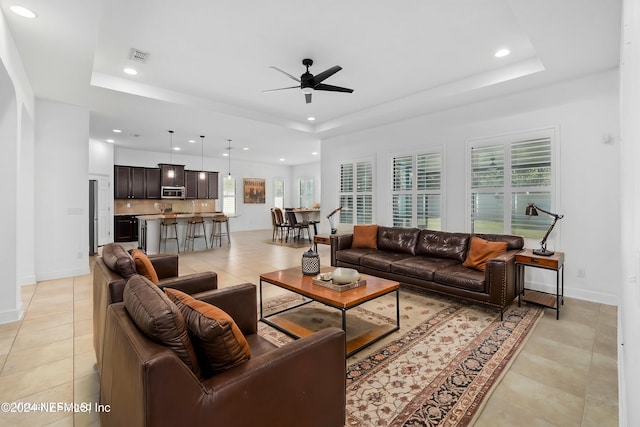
[433, 265, 486, 292]
[360, 252, 415, 272]
[123, 274, 201, 377]
[101, 243, 137, 279]
[131, 249, 159, 284]
[463, 236, 508, 272]
[390, 256, 460, 281]
[352, 224, 378, 249]
[335, 248, 379, 265]
[416, 230, 470, 262]
[166, 289, 251, 377]
[474, 233, 524, 251]
[377, 226, 421, 255]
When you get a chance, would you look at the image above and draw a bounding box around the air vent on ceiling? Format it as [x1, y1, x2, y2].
[129, 48, 150, 63]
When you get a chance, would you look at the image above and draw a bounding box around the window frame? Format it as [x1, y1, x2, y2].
[338, 157, 375, 226]
[273, 177, 285, 209]
[465, 126, 559, 239]
[222, 175, 236, 217]
[298, 177, 314, 208]
[390, 146, 444, 230]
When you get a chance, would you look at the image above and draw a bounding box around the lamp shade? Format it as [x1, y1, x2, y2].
[525, 204, 538, 216]
[301, 248, 320, 276]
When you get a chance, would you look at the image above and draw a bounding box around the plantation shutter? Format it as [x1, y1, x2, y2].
[470, 145, 504, 233]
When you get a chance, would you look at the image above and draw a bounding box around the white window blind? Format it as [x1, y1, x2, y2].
[222, 176, 236, 217]
[339, 159, 374, 225]
[299, 178, 314, 208]
[392, 150, 442, 229]
[469, 131, 553, 237]
[273, 178, 284, 209]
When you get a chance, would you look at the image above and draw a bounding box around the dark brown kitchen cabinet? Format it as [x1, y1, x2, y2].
[185, 170, 218, 199]
[114, 166, 145, 199]
[114, 215, 139, 242]
[145, 168, 161, 199]
[158, 164, 185, 187]
[207, 172, 219, 199]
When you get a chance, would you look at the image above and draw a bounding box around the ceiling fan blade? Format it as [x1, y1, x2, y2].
[310, 65, 342, 86]
[269, 66, 301, 82]
[262, 85, 300, 93]
[305, 93, 312, 104]
[314, 83, 354, 93]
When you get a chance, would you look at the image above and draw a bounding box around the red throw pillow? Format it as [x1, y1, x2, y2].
[131, 249, 159, 284]
[462, 236, 508, 272]
[166, 289, 251, 377]
[352, 225, 378, 249]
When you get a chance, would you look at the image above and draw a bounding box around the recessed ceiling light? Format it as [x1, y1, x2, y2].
[312, 152, 318, 156]
[279, 158, 285, 162]
[223, 153, 229, 157]
[10, 6, 37, 18]
[494, 49, 510, 58]
[112, 129, 122, 133]
[307, 116, 316, 121]
[106, 139, 115, 143]
[173, 147, 181, 151]
[188, 139, 195, 143]
[243, 147, 249, 151]
[123, 68, 138, 75]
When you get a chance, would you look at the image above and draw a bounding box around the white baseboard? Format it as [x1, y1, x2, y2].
[0, 304, 24, 324]
[36, 266, 90, 282]
[18, 274, 37, 286]
[524, 281, 619, 306]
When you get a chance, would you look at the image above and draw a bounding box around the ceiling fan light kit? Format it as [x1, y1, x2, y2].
[264, 58, 353, 104]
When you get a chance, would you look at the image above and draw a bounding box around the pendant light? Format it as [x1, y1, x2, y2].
[167, 130, 175, 179]
[226, 139, 232, 177]
[199, 135, 206, 180]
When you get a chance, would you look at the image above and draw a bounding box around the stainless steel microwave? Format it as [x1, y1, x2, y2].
[161, 186, 186, 199]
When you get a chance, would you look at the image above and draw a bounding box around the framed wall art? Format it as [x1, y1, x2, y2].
[243, 178, 266, 204]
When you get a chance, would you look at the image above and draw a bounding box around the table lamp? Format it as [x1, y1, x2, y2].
[326, 207, 342, 234]
[525, 203, 564, 256]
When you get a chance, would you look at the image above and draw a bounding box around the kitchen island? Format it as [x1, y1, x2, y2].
[137, 212, 225, 254]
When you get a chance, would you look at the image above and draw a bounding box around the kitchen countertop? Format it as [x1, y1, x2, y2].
[136, 212, 225, 220]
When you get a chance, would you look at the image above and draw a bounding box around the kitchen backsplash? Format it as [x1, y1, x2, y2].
[114, 199, 219, 215]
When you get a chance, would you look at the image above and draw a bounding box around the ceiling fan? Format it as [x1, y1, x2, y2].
[263, 58, 353, 104]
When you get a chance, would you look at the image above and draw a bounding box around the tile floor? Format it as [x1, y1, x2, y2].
[0, 230, 618, 426]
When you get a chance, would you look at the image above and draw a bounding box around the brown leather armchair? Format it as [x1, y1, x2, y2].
[99, 283, 346, 427]
[93, 243, 218, 372]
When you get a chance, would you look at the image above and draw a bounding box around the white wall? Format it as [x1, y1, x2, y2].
[322, 70, 621, 306]
[0, 8, 35, 323]
[619, 1, 640, 425]
[35, 100, 90, 280]
[112, 147, 309, 232]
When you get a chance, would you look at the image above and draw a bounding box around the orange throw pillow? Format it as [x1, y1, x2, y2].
[165, 288, 251, 377]
[352, 225, 378, 249]
[131, 249, 159, 284]
[462, 236, 508, 272]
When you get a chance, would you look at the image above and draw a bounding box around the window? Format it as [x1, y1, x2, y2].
[468, 129, 554, 238]
[392, 150, 442, 229]
[274, 178, 285, 209]
[222, 176, 236, 216]
[339, 159, 374, 225]
[299, 177, 313, 208]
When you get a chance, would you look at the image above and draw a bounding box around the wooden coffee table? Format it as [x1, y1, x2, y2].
[259, 267, 400, 357]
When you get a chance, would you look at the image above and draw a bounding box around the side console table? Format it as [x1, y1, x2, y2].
[515, 249, 565, 319]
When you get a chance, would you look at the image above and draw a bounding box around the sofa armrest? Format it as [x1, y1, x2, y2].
[206, 327, 346, 427]
[149, 254, 179, 279]
[159, 271, 218, 295]
[192, 283, 257, 335]
[330, 234, 353, 266]
[484, 249, 519, 310]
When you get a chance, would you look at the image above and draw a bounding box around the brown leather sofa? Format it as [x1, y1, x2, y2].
[99, 282, 346, 427]
[93, 243, 218, 372]
[331, 227, 524, 316]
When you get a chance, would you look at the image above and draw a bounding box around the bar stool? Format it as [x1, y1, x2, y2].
[210, 216, 230, 247]
[184, 215, 208, 251]
[160, 217, 180, 253]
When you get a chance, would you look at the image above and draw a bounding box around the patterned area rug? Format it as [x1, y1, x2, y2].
[258, 288, 543, 427]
